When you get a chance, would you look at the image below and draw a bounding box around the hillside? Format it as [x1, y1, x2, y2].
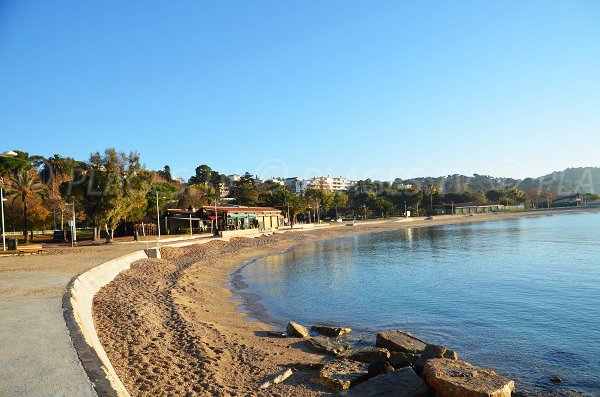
[395, 167, 600, 195]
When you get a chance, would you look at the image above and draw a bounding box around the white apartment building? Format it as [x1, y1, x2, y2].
[308, 176, 354, 192]
[227, 174, 241, 183]
[284, 177, 308, 194]
[267, 177, 284, 186]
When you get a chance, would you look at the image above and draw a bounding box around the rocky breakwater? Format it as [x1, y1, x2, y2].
[263, 323, 517, 396]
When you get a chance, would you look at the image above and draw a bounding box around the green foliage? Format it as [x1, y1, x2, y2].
[486, 187, 525, 205]
[230, 172, 259, 206]
[0, 150, 40, 176]
[157, 165, 173, 182]
[305, 188, 334, 215]
[188, 164, 228, 190]
[147, 181, 179, 217]
[5, 168, 49, 242]
[271, 187, 306, 219]
[178, 183, 216, 209]
[62, 149, 150, 241]
[369, 196, 395, 217]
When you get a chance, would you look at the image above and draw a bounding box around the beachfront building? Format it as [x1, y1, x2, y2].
[540, 193, 582, 207]
[444, 203, 505, 215]
[166, 205, 282, 234]
[166, 208, 210, 234]
[203, 206, 282, 231]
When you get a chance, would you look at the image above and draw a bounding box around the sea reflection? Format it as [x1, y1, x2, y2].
[240, 213, 600, 395]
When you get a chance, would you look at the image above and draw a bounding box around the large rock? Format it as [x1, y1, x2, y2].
[310, 359, 368, 391]
[414, 344, 458, 372]
[311, 325, 352, 337]
[259, 368, 293, 389]
[368, 360, 395, 378]
[423, 358, 515, 397]
[306, 336, 351, 356]
[285, 362, 326, 370]
[389, 351, 418, 369]
[342, 347, 391, 363]
[266, 331, 287, 338]
[287, 321, 310, 338]
[376, 330, 427, 354]
[340, 367, 431, 397]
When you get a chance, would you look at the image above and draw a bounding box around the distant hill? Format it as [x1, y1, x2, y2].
[394, 167, 600, 195]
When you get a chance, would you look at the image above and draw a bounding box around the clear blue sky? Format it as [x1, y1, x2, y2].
[1, 1, 599, 181]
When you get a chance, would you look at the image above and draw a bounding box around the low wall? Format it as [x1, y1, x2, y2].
[220, 229, 268, 238]
[63, 250, 148, 397]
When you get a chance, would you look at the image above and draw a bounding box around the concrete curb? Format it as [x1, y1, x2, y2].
[60, 232, 287, 397]
[63, 250, 148, 397]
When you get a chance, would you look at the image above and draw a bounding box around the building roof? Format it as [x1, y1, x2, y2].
[166, 208, 196, 214]
[202, 205, 281, 214]
[443, 202, 503, 208]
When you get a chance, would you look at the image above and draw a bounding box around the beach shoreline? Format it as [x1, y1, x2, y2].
[93, 208, 599, 396]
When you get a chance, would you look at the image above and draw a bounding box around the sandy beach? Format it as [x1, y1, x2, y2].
[92, 209, 599, 397]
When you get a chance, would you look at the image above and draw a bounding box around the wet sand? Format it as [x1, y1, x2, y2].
[92, 209, 599, 396]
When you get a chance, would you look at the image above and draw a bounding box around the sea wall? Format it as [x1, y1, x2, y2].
[63, 250, 148, 397]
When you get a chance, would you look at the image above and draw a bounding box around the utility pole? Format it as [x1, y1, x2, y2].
[430, 189, 434, 213]
[214, 198, 219, 236]
[155, 190, 161, 240]
[70, 202, 76, 247]
[189, 213, 193, 236]
[1, 181, 6, 251]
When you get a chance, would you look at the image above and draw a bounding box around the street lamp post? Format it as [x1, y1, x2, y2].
[1, 181, 6, 252]
[70, 202, 76, 247]
[214, 198, 219, 236]
[155, 190, 161, 240]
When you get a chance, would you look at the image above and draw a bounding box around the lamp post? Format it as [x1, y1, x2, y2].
[69, 202, 76, 247]
[1, 151, 18, 251]
[0, 179, 6, 252]
[154, 190, 161, 240]
[214, 198, 219, 236]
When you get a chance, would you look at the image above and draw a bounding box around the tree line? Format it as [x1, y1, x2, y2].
[1, 148, 595, 243]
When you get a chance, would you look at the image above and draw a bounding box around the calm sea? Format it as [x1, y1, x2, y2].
[237, 212, 600, 395]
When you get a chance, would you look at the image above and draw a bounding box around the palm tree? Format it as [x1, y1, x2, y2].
[426, 181, 438, 213]
[8, 169, 47, 243]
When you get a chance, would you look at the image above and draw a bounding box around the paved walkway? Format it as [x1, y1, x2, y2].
[0, 237, 210, 397]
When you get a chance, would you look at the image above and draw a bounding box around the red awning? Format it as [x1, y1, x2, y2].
[208, 215, 217, 220]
